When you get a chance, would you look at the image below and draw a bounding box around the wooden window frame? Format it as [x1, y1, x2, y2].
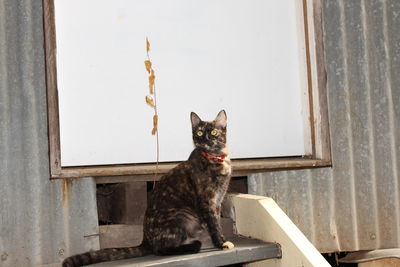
[43, 0, 331, 180]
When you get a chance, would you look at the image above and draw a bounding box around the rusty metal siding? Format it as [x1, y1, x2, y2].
[249, 0, 400, 253]
[0, 0, 99, 266]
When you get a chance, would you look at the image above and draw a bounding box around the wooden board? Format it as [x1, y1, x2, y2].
[93, 236, 281, 267]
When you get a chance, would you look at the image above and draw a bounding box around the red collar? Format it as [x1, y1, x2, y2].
[201, 151, 226, 163]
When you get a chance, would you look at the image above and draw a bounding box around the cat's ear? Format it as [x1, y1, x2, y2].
[215, 110, 227, 128]
[191, 112, 201, 128]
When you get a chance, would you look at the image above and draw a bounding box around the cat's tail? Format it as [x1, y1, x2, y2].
[62, 244, 151, 267]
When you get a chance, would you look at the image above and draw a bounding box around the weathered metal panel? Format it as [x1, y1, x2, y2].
[342, 0, 379, 250]
[308, 168, 336, 252]
[364, 0, 400, 249]
[1, 0, 400, 265]
[249, 0, 400, 253]
[387, 1, 400, 249]
[0, 0, 99, 266]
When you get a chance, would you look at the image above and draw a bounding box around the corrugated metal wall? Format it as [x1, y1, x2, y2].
[249, 0, 400, 253]
[0, 0, 99, 266]
[1, 0, 399, 265]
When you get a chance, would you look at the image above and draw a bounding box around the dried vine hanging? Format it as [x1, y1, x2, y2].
[144, 38, 159, 186]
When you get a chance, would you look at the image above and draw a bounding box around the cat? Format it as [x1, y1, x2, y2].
[62, 110, 234, 267]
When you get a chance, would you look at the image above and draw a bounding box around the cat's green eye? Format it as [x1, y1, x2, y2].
[197, 131, 203, 137]
[211, 129, 218, 136]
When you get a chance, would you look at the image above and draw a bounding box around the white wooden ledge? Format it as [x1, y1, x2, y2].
[229, 193, 330, 267]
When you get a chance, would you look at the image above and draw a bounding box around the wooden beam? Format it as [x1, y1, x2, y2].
[43, 0, 62, 177]
[51, 158, 331, 179]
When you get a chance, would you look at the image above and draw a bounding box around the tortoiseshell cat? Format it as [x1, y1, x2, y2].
[63, 110, 233, 267]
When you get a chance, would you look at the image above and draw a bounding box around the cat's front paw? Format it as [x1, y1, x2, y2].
[222, 241, 234, 250]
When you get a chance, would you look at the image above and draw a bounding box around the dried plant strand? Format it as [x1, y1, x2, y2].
[145, 95, 155, 107]
[151, 114, 158, 135]
[153, 114, 158, 128]
[144, 60, 152, 74]
[146, 37, 150, 53]
[148, 69, 155, 94]
[144, 38, 159, 187]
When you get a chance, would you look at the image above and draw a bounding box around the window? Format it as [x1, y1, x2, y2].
[43, 0, 330, 179]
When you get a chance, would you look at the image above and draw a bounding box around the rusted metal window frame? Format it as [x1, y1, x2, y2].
[43, 0, 331, 180]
